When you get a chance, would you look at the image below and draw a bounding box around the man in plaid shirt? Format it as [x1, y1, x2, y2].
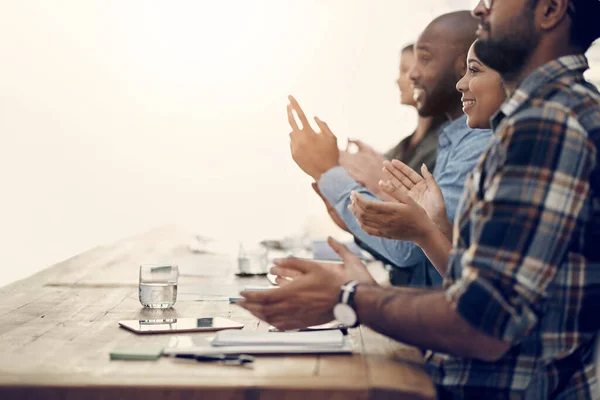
[239, 0, 600, 397]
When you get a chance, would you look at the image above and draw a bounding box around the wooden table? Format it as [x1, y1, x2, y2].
[0, 226, 436, 399]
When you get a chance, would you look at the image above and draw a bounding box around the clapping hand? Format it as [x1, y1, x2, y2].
[379, 160, 451, 239]
[287, 96, 339, 181]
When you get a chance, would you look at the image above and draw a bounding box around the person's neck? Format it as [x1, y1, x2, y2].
[502, 39, 583, 95]
[412, 116, 433, 142]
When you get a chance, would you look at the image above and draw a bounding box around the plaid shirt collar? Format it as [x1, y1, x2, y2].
[491, 54, 589, 130]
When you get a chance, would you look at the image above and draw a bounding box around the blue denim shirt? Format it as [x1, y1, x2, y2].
[318, 115, 492, 286]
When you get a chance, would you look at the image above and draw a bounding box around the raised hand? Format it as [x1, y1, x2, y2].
[287, 95, 339, 180]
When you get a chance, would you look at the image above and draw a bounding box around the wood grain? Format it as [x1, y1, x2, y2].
[0, 225, 435, 399]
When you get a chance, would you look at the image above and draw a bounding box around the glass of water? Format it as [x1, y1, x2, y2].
[139, 265, 178, 308]
[237, 244, 268, 275]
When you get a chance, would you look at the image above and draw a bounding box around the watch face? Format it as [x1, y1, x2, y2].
[334, 303, 357, 326]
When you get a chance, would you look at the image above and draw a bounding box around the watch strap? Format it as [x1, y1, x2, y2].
[339, 281, 360, 327]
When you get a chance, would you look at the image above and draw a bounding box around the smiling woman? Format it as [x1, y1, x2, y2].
[456, 40, 506, 129]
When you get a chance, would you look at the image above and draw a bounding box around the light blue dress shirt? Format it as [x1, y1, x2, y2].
[318, 115, 492, 286]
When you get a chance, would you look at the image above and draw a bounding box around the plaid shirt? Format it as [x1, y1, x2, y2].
[426, 55, 600, 399]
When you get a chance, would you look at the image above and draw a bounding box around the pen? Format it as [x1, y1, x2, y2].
[172, 353, 255, 365]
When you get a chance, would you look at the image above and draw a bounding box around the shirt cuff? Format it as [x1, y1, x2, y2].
[317, 166, 362, 205]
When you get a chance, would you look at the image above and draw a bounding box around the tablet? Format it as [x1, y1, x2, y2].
[118, 317, 244, 334]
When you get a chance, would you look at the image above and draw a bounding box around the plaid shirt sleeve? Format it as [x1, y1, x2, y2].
[445, 105, 594, 342]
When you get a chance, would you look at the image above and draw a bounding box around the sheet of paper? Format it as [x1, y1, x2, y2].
[211, 329, 345, 347]
[163, 334, 354, 356]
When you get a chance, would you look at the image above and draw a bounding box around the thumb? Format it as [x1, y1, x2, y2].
[347, 139, 373, 153]
[327, 236, 359, 263]
[421, 164, 439, 192]
[314, 117, 335, 138]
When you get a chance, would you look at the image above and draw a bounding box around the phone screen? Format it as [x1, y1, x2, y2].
[118, 317, 244, 334]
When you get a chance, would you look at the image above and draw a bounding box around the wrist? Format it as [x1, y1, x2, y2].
[312, 162, 340, 181]
[415, 218, 439, 249]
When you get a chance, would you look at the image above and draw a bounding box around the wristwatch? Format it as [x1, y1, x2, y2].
[333, 281, 360, 328]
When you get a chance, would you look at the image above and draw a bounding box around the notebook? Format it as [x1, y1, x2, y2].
[162, 331, 354, 356]
[211, 329, 345, 347]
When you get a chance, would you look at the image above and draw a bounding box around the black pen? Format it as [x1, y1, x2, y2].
[172, 353, 255, 365]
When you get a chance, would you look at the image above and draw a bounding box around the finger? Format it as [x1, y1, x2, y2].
[275, 276, 293, 287]
[349, 208, 386, 236]
[270, 265, 303, 279]
[270, 318, 306, 332]
[347, 139, 368, 152]
[390, 159, 424, 185]
[273, 256, 322, 274]
[288, 95, 310, 130]
[383, 160, 415, 191]
[327, 237, 360, 263]
[380, 168, 406, 192]
[236, 301, 268, 321]
[379, 178, 403, 196]
[348, 203, 386, 228]
[361, 225, 386, 238]
[287, 104, 299, 131]
[421, 164, 438, 190]
[240, 286, 289, 304]
[379, 180, 413, 204]
[350, 192, 389, 214]
[314, 117, 334, 138]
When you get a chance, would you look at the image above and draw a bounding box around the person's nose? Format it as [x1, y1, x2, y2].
[472, 0, 488, 19]
[409, 65, 419, 84]
[456, 73, 468, 94]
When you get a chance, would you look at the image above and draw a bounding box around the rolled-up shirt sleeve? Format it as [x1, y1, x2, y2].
[445, 108, 593, 342]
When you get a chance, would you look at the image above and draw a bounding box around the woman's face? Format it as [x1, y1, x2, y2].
[396, 49, 417, 106]
[455, 44, 506, 129]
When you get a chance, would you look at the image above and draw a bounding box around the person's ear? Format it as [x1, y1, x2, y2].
[537, 0, 569, 31]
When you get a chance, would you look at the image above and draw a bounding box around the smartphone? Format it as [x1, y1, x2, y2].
[118, 317, 244, 334]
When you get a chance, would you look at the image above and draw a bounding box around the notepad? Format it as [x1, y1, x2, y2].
[211, 329, 345, 347]
[163, 333, 354, 356]
[110, 345, 163, 360]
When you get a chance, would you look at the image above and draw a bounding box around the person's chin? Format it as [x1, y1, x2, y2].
[466, 115, 483, 129]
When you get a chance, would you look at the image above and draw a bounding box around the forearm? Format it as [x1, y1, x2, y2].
[354, 284, 509, 361]
[415, 222, 452, 276]
[435, 217, 454, 242]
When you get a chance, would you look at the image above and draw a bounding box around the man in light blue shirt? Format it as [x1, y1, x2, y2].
[284, 12, 490, 286]
[318, 114, 491, 286]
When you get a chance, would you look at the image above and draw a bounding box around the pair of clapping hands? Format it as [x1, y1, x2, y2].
[286, 95, 449, 244]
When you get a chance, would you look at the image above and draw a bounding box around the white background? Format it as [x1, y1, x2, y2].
[1, 0, 598, 287]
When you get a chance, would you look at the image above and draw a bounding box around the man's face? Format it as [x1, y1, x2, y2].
[473, 0, 540, 78]
[410, 28, 463, 117]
